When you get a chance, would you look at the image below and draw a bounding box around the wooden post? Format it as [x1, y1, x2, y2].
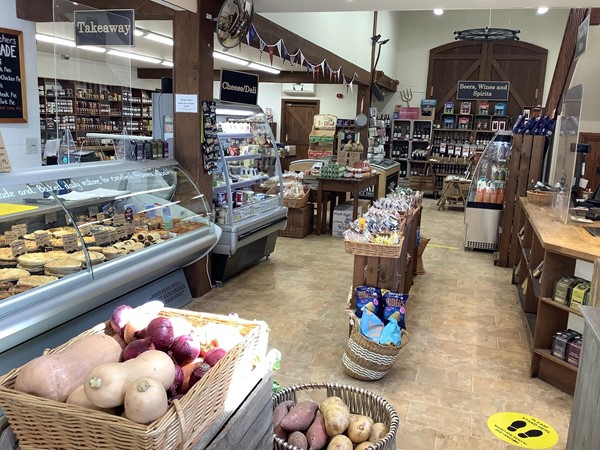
[173, 2, 216, 297]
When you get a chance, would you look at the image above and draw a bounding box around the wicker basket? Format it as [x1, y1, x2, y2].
[344, 236, 404, 258]
[342, 316, 409, 381]
[267, 187, 310, 209]
[272, 383, 399, 450]
[0, 308, 268, 450]
[279, 203, 314, 239]
[527, 190, 554, 206]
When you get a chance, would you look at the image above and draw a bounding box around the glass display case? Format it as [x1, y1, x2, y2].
[464, 131, 512, 251]
[209, 102, 287, 282]
[0, 159, 220, 372]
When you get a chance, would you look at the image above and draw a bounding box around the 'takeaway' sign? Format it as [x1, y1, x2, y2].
[74, 9, 135, 46]
[457, 80, 510, 102]
[0, 28, 27, 123]
[219, 69, 259, 105]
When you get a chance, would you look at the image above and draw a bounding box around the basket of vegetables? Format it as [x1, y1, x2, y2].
[0, 304, 268, 450]
[272, 382, 398, 450]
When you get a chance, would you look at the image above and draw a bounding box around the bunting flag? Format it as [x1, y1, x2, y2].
[248, 24, 257, 44]
[282, 44, 290, 63]
[276, 40, 282, 58]
[267, 46, 274, 65]
[320, 60, 326, 76]
[300, 52, 305, 66]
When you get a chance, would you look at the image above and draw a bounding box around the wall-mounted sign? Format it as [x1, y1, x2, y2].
[0, 28, 27, 123]
[175, 94, 198, 113]
[575, 15, 590, 60]
[219, 69, 259, 105]
[74, 9, 135, 46]
[456, 80, 510, 102]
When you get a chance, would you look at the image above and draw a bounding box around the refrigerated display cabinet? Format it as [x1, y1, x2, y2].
[0, 159, 220, 373]
[210, 102, 287, 282]
[464, 130, 512, 251]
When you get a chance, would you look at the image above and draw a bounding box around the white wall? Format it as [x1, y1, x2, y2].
[570, 26, 600, 133]
[0, 1, 41, 169]
[213, 80, 358, 141]
[37, 52, 160, 90]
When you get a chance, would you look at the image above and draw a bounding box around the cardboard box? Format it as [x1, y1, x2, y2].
[567, 337, 582, 367]
[552, 329, 579, 360]
[332, 202, 361, 238]
[570, 281, 591, 311]
[553, 277, 579, 305]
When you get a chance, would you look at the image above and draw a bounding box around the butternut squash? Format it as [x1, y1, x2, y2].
[66, 385, 117, 414]
[124, 377, 168, 424]
[84, 350, 175, 408]
[14, 334, 122, 402]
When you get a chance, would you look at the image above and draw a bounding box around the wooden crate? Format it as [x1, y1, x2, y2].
[279, 204, 314, 239]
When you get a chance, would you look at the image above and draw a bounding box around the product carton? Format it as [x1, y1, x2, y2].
[553, 277, 579, 305]
[552, 329, 580, 360]
[332, 202, 361, 238]
[570, 281, 591, 311]
[567, 337, 582, 367]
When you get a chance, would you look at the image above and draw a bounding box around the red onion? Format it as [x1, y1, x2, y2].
[121, 338, 155, 361]
[110, 305, 134, 336]
[168, 364, 184, 397]
[189, 363, 211, 389]
[145, 317, 174, 351]
[170, 335, 201, 366]
[204, 347, 227, 367]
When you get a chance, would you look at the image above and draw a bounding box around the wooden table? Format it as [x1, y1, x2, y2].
[315, 175, 379, 235]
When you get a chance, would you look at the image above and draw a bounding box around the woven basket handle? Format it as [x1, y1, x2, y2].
[173, 398, 189, 450]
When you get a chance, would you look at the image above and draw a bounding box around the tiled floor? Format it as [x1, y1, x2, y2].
[188, 198, 572, 449]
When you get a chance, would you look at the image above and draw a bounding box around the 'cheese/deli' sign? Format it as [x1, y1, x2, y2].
[74, 9, 135, 46]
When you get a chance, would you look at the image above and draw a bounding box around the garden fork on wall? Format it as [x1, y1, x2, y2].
[400, 88, 413, 107]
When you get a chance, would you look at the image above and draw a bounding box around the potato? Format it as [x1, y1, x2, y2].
[273, 400, 294, 439]
[306, 411, 327, 450]
[368, 422, 389, 442]
[326, 435, 352, 450]
[281, 401, 319, 432]
[288, 431, 308, 450]
[322, 404, 350, 437]
[355, 442, 375, 450]
[319, 396, 345, 415]
[347, 414, 373, 444]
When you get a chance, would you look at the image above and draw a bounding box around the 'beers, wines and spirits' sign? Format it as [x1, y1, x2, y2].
[74, 9, 135, 46]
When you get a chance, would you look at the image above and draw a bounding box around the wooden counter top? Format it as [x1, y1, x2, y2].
[520, 197, 600, 262]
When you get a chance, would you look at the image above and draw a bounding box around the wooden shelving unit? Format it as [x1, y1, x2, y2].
[389, 119, 432, 185]
[513, 198, 600, 395]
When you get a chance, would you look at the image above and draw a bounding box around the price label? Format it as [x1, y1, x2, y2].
[88, 205, 99, 217]
[108, 230, 118, 243]
[11, 223, 27, 237]
[45, 212, 57, 224]
[4, 230, 19, 244]
[125, 223, 135, 237]
[62, 234, 80, 253]
[113, 214, 126, 227]
[93, 230, 110, 246]
[117, 227, 127, 240]
[35, 232, 50, 248]
[10, 240, 26, 258]
[79, 223, 92, 236]
[97, 212, 106, 222]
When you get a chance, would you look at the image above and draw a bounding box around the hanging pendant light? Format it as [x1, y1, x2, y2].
[454, 27, 520, 41]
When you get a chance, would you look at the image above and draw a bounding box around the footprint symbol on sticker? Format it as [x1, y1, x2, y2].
[507, 420, 527, 432]
[518, 429, 544, 439]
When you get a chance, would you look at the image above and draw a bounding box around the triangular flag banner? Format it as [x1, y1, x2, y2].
[259, 39, 266, 52]
[268, 46, 274, 65]
[349, 81, 354, 94]
[329, 66, 333, 82]
[282, 45, 290, 63]
[276, 40, 282, 58]
[320, 61, 326, 76]
[306, 62, 311, 74]
[312, 65, 316, 79]
[249, 25, 257, 43]
[300, 52, 305, 66]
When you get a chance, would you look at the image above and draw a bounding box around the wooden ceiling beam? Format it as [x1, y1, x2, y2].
[137, 68, 174, 79]
[591, 8, 600, 25]
[16, 0, 176, 22]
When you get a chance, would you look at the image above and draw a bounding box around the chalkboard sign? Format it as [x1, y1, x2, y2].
[456, 80, 510, 102]
[0, 28, 27, 123]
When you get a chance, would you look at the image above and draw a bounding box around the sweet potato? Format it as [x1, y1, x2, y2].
[281, 401, 319, 432]
[288, 431, 308, 450]
[368, 422, 388, 443]
[306, 411, 327, 450]
[273, 400, 294, 440]
[347, 414, 374, 444]
[355, 442, 375, 450]
[326, 435, 352, 450]
[321, 403, 350, 437]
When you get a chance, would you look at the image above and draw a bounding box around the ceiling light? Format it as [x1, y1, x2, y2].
[77, 45, 106, 53]
[108, 49, 162, 64]
[35, 33, 75, 47]
[434, 9, 444, 16]
[134, 29, 144, 37]
[537, 7, 549, 14]
[213, 51, 249, 66]
[248, 62, 280, 75]
[161, 60, 174, 67]
[143, 32, 173, 46]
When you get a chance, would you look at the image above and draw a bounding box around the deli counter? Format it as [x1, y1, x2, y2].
[0, 159, 220, 373]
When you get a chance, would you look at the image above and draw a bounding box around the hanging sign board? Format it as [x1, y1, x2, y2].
[575, 16, 590, 60]
[456, 80, 510, 102]
[0, 28, 27, 123]
[74, 9, 135, 46]
[219, 69, 259, 105]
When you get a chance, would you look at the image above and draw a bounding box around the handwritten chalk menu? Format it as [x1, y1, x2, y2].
[0, 28, 27, 123]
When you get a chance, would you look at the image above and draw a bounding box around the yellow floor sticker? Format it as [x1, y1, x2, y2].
[487, 412, 559, 449]
[429, 244, 459, 250]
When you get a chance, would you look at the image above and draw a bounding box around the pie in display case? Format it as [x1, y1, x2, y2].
[210, 102, 287, 282]
[0, 159, 220, 373]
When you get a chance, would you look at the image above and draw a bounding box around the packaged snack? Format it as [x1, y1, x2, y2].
[355, 286, 382, 318]
[381, 291, 408, 329]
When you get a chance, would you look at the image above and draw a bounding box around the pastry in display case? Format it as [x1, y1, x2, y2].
[464, 130, 512, 251]
[207, 101, 287, 282]
[0, 159, 220, 373]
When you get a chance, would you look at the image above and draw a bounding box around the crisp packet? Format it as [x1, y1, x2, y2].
[355, 286, 382, 318]
[382, 291, 408, 329]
